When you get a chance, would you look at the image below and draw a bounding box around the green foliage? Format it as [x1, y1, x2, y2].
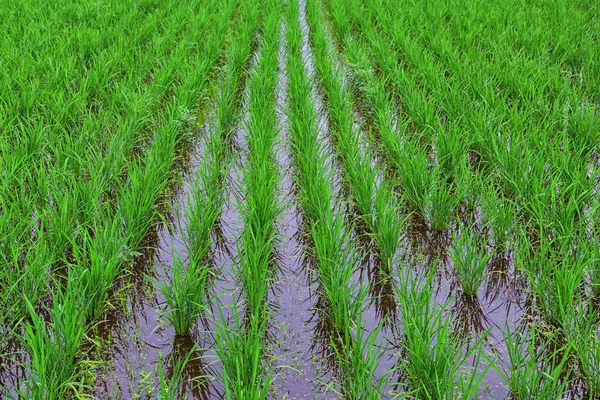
[395, 268, 487, 399]
[2, 0, 599, 396]
[492, 324, 571, 399]
[449, 224, 491, 296]
[156, 255, 209, 336]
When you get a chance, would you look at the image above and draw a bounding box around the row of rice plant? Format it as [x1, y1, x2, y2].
[288, 0, 389, 397]
[156, 0, 260, 338]
[211, 0, 283, 398]
[326, 0, 474, 234]
[336, 0, 600, 395]
[304, 0, 404, 284]
[1, 0, 241, 397]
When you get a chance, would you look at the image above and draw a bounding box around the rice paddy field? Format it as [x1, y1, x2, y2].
[1, 0, 600, 398]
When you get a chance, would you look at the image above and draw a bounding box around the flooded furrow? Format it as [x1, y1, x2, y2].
[268, 21, 325, 399]
[305, 3, 404, 395]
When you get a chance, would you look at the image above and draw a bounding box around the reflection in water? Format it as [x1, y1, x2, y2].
[163, 336, 220, 400]
[452, 293, 490, 338]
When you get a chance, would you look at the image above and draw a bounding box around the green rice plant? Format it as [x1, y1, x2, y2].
[181, 0, 263, 275]
[372, 182, 405, 269]
[12, 0, 238, 393]
[185, 138, 230, 266]
[435, 124, 466, 183]
[331, 317, 387, 399]
[492, 323, 571, 399]
[588, 238, 600, 296]
[0, 228, 52, 335]
[155, 254, 209, 336]
[306, 0, 402, 276]
[213, 0, 282, 397]
[294, 0, 388, 395]
[213, 300, 272, 400]
[426, 169, 463, 231]
[395, 267, 487, 398]
[71, 221, 130, 321]
[569, 314, 600, 397]
[517, 233, 586, 334]
[322, 28, 406, 269]
[449, 224, 491, 296]
[310, 213, 364, 332]
[19, 290, 86, 400]
[397, 141, 432, 217]
[481, 183, 514, 250]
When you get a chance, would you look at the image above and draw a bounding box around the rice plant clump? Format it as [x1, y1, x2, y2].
[156, 255, 209, 337]
[449, 224, 491, 296]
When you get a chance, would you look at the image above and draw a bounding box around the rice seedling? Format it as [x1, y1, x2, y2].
[517, 232, 587, 334]
[449, 224, 491, 296]
[155, 254, 209, 336]
[6, 0, 239, 395]
[568, 313, 600, 397]
[212, 0, 282, 397]
[155, 0, 262, 341]
[492, 323, 572, 399]
[213, 300, 272, 400]
[306, 0, 403, 272]
[396, 141, 432, 219]
[435, 125, 467, 184]
[395, 267, 488, 398]
[426, 169, 463, 232]
[481, 183, 515, 251]
[19, 290, 86, 400]
[588, 238, 600, 296]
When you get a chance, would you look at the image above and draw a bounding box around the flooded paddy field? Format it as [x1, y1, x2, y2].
[0, 0, 599, 398]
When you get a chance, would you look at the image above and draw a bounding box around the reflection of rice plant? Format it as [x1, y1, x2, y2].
[157, 349, 196, 400]
[449, 224, 491, 295]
